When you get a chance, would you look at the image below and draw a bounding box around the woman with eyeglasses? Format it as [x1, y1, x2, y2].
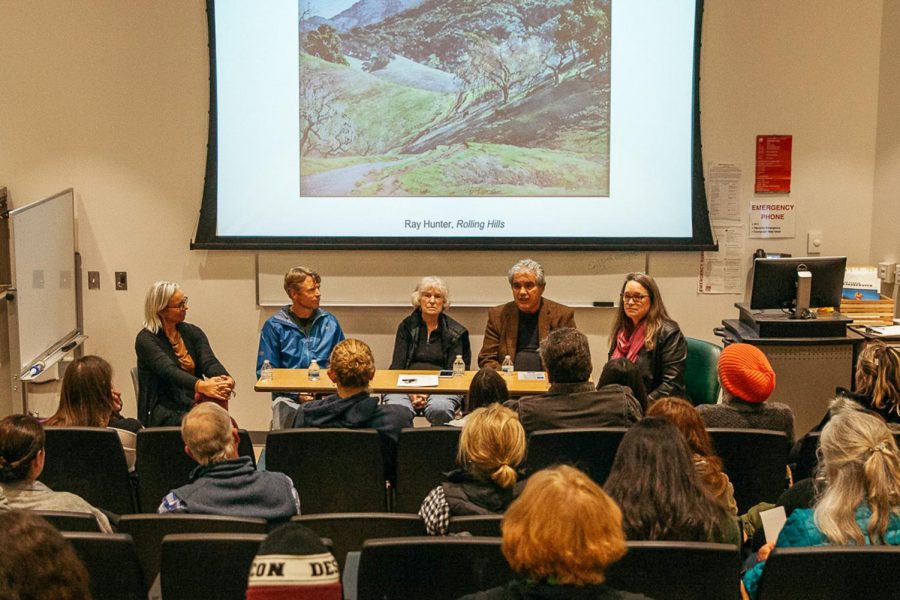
[608, 272, 686, 403]
[135, 281, 233, 426]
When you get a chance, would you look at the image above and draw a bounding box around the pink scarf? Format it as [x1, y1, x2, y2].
[612, 321, 648, 363]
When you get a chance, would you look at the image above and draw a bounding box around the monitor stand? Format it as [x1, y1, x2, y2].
[792, 270, 814, 319]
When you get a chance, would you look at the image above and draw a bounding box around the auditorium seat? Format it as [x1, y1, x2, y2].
[394, 427, 461, 513]
[685, 337, 722, 405]
[447, 514, 503, 537]
[757, 546, 900, 600]
[293, 512, 426, 571]
[605, 541, 741, 600]
[266, 428, 388, 513]
[524, 427, 627, 484]
[160, 533, 266, 600]
[707, 428, 789, 509]
[41, 427, 136, 514]
[64, 532, 145, 600]
[35, 510, 102, 532]
[356, 537, 512, 600]
[135, 426, 255, 513]
[118, 513, 267, 590]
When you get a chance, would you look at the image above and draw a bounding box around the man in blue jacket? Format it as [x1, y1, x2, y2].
[257, 266, 344, 428]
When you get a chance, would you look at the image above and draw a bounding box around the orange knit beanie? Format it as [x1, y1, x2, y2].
[718, 343, 776, 403]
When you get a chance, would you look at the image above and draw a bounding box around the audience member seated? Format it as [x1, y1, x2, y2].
[247, 522, 342, 600]
[448, 368, 510, 428]
[597, 357, 649, 412]
[460, 465, 653, 600]
[697, 343, 794, 445]
[158, 402, 300, 520]
[609, 272, 686, 402]
[257, 266, 345, 429]
[0, 510, 91, 600]
[478, 259, 576, 370]
[383, 276, 471, 425]
[419, 404, 525, 535]
[44, 355, 143, 471]
[136, 280, 234, 426]
[605, 418, 740, 547]
[741, 407, 900, 599]
[646, 397, 738, 514]
[0, 414, 112, 532]
[507, 328, 641, 434]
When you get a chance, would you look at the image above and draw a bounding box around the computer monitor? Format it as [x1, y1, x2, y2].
[749, 256, 847, 318]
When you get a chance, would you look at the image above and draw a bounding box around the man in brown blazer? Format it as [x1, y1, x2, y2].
[478, 259, 576, 370]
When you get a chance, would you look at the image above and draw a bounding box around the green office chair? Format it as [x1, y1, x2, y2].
[684, 337, 722, 405]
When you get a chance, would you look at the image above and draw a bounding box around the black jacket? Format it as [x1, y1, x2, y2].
[135, 322, 229, 427]
[506, 382, 642, 435]
[460, 581, 653, 600]
[441, 469, 524, 516]
[389, 309, 471, 370]
[610, 319, 686, 402]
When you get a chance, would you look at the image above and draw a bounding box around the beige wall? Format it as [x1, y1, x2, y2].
[0, 1, 891, 429]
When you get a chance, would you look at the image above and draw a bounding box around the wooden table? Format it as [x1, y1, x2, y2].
[254, 369, 551, 396]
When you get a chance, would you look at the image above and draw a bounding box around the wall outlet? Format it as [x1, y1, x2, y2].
[115, 271, 127, 291]
[878, 262, 896, 284]
[807, 231, 824, 254]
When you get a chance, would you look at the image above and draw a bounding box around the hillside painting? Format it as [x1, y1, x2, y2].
[299, 0, 610, 197]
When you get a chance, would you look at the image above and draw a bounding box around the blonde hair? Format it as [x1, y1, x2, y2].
[457, 404, 525, 489]
[815, 409, 900, 544]
[283, 266, 320, 296]
[410, 276, 450, 308]
[856, 342, 900, 416]
[502, 465, 627, 585]
[329, 339, 375, 388]
[181, 402, 235, 466]
[143, 281, 179, 333]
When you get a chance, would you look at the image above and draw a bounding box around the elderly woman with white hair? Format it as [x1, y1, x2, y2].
[135, 281, 233, 426]
[383, 276, 471, 425]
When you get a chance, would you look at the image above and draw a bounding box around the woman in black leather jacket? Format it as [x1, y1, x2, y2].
[608, 272, 686, 402]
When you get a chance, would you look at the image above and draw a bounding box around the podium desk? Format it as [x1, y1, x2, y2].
[255, 369, 551, 397]
[721, 319, 865, 435]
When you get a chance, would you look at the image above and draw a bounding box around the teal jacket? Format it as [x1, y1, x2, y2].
[743, 504, 900, 599]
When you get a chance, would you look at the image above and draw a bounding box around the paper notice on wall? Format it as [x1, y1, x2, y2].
[749, 201, 796, 238]
[699, 225, 745, 294]
[707, 162, 742, 222]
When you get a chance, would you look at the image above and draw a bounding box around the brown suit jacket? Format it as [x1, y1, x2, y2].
[477, 298, 576, 369]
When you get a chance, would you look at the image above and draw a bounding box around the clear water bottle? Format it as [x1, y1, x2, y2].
[308, 359, 320, 382]
[259, 359, 273, 383]
[501, 355, 514, 377]
[453, 355, 465, 377]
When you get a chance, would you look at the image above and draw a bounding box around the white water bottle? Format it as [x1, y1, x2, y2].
[259, 359, 273, 383]
[501, 355, 514, 376]
[28, 361, 46, 378]
[453, 355, 465, 377]
[308, 359, 320, 382]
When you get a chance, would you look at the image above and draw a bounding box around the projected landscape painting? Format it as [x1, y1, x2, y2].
[299, 0, 611, 197]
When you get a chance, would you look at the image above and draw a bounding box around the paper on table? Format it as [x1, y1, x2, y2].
[760, 505, 787, 543]
[517, 372, 546, 381]
[396, 375, 439, 387]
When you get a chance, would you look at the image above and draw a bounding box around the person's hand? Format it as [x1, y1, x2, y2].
[410, 394, 427, 409]
[299, 393, 315, 403]
[110, 388, 123, 413]
[196, 378, 231, 401]
[757, 542, 775, 562]
[211, 375, 235, 393]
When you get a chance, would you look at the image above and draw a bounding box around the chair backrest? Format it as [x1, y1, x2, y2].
[293, 512, 426, 571]
[266, 429, 387, 513]
[685, 337, 722, 405]
[394, 427, 461, 513]
[757, 546, 900, 600]
[35, 510, 102, 532]
[118, 513, 267, 589]
[64, 532, 145, 600]
[447, 514, 503, 537]
[605, 541, 741, 600]
[160, 533, 266, 600]
[792, 431, 822, 481]
[707, 428, 789, 510]
[130, 365, 139, 399]
[357, 537, 511, 600]
[524, 427, 627, 484]
[135, 426, 255, 513]
[40, 427, 136, 514]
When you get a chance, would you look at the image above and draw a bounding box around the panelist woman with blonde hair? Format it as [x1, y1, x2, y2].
[135, 281, 233, 426]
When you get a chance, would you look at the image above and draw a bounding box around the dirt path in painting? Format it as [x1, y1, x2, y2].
[300, 159, 408, 196]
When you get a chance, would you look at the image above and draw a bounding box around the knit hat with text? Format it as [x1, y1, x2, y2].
[718, 343, 776, 404]
[246, 522, 341, 600]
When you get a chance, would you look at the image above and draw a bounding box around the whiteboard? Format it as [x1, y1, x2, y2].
[257, 251, 646, 307]
[8, 189, 79, 373]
